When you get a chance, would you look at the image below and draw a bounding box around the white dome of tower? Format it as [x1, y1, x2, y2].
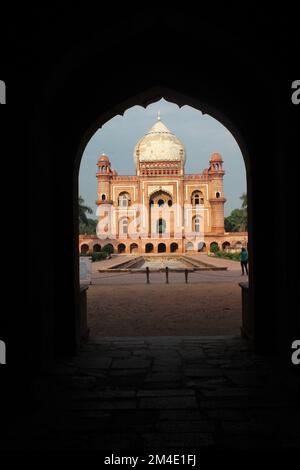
[134, 113, 186, 168]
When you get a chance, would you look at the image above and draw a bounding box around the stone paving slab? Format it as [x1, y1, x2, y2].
[185, 378, 228, 389]
[63, 400, 138, 410]
[2, 335, 299, 450]
[184, 368, 225, 377]
[137, 389, 195, 397]
[109, 368, 147, 377]
[156, 420, 214, 433]
[70, 390, 137, 399]
[141, 432, 214, 448]
[140, 396, 198, 409]
[111, 358, 152, 369]
[91, 433, 139, 450]
[74, 355, 112, 369]
[159, 410, 205, 421]
[144, 373, 183, 383]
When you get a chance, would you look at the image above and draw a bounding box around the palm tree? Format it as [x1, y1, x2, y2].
[79, 196, 93, 225]
[240, 193, 247, 231]
[240, 193, 247, 210]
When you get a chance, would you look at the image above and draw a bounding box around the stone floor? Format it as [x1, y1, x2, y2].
[3, 336, 300, 450]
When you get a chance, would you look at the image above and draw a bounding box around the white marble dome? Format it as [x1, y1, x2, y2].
[134, 116, 186, 168]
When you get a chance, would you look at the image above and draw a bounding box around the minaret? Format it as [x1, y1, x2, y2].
[96, 153, 113, 205]
[208, 153, 226, 233]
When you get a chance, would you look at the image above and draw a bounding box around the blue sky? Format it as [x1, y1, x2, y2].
[79, 99, 246, 217]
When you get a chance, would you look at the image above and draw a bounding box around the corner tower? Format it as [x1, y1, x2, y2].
[96, 153, 113, 205]
[208, 152, 226, 233]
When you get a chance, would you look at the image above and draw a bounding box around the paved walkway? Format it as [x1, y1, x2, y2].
[91, 255, 135, 272]
[91, 270, 246, 285]
[3, 336, 299, 450]
[88, 254, 247, 337]
[188, 253, 242, 271]
[90, 254, 247, 285]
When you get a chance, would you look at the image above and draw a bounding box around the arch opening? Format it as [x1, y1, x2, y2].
[145, 243, 154, 253]
[80, 243, 89, 255]
[170, 242, 179, 253]
[77, 91, 250, 341]
[117, 243, 126, 254]
[130, 243, 138, 254]
[158, 243, 166, 253]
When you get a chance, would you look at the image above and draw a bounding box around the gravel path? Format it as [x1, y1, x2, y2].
[87, 253, 246, 337]
[88, 282, 242, 337]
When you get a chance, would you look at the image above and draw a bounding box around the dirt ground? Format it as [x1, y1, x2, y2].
[87, 282, 241, 337]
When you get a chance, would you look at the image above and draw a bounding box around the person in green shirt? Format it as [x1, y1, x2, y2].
[240, 247, 248, 275]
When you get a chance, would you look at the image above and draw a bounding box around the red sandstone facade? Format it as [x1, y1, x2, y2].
[79, 117, 248, 255]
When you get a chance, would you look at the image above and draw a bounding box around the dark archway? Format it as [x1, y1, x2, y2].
[210, 242, 219, 252]
[49, 82, 256, 357]
[158, 243, 166, 253]
[93, 244, 101, 252]
[70, 87, 254, 354]
[170, 242, 178, 253]
[80, 243, 89, 255]
[222, 241, 230, 251]
[7, 11, 298, 439]
[117, 243, 126, 254]
[145, 243, 154, 253]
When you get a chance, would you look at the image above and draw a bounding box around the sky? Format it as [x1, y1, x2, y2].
[79, 99, 246, 217]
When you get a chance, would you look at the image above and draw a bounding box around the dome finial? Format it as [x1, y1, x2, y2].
[157, 110, 161, 121]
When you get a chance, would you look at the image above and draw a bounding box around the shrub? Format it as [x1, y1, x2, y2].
[91, 251, 107, 262]
[102, 244, 114, 254]
[210, 243, 219, 253]
[216, 250, 240, 261]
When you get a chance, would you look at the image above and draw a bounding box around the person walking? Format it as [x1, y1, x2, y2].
[240, 247, 248, 275]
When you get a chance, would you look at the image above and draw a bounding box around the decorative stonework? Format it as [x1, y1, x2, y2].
[90, 116, 246, 254]
[147, 185, 174, 197]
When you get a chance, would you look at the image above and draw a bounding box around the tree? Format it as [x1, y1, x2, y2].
[240, 192, 247, 231]
[79, 218, 98, 235]
[102, 244, 114, 254]
[79, 196, 93, 225]
[224, 193, 248, 232]
[79, 196, 98, 235]
[240, 192, 247, 210]
[210, 242, 219, 253]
